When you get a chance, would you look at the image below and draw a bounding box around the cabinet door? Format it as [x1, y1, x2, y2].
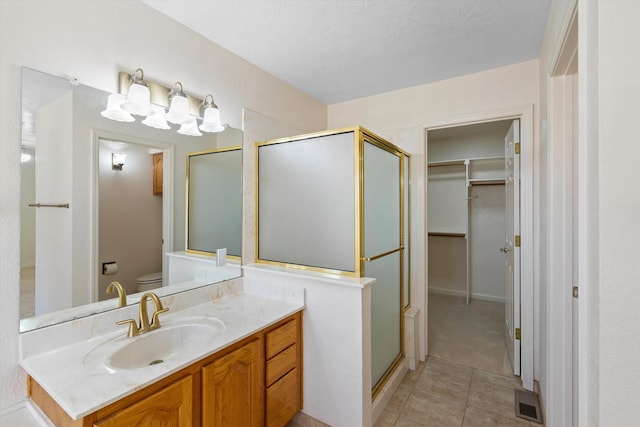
[153, 153, 163, 195]
[201, 338, 264, 427]
[93, 375, 193, 427]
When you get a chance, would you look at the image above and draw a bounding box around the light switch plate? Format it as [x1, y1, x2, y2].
[216, 248, 227, 267]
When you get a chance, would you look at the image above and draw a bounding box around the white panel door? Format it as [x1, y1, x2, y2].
[504, 119, 521, 376]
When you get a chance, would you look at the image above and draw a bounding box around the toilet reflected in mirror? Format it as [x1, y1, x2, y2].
[136, 272, 163, 293]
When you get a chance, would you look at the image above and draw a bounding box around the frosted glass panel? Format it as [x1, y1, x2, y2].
[364, 142, 400, 257]
[187, 149, 242, 256]
[368, 252, 401, 387]
[258, 132, 355, 271]
[364, 140, 402, 388]
[404, 155, 410, 308]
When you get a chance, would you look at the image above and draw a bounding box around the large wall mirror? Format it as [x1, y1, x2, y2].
[20, 67, 243, 332]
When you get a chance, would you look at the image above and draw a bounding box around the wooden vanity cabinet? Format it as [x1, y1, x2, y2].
[27, 311, 302, 427]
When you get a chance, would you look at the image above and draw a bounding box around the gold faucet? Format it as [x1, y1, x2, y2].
[116, 292, 169, 337]
[106, 281, 127, 307]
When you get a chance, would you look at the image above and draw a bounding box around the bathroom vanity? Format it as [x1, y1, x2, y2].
[20, 281, 303, 427]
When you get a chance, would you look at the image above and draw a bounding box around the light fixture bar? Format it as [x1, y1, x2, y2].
[118, 72, 203, 117]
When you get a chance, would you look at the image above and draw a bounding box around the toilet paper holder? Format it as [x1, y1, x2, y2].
[102, 261, 118, 275]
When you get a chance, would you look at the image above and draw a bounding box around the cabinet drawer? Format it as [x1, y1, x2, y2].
[266, 320, 297, 359]
[266, 344, 296, 387]
[266, 368, 300, 427]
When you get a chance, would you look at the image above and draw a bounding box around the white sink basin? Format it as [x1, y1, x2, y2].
[105, 317, 225, 370]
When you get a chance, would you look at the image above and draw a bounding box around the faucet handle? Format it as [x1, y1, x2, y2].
[116, 319, 140, 337]
[150, 307, 169, 330]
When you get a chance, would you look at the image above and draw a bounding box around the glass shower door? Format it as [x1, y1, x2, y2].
[363, 139, 404, 390]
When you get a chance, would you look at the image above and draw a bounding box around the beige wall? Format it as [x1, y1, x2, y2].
[329, 60, 539, 131]
[98, 142, 162, 299]
[328, 59, 540, 372]
[0, 0, 326, 412]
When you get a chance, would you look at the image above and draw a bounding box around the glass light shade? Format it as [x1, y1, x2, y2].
[177, 118, 202, 137]
[112, 153, 127, 170]
[165, 95, 191, 124]
[100, 93, 135, 122]
[199, 106, 225, 133]
[142, 105, 170, 130]
[121, 83, 153, 116]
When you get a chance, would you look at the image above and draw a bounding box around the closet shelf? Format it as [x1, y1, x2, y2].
[428, 155, 504, 167]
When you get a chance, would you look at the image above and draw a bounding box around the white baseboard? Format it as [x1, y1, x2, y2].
[428, 287, 505, 303]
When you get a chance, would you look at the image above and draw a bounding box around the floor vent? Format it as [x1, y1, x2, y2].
[514, 389, 543, 424]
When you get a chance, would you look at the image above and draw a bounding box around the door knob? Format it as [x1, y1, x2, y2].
[499, 247, 509, 253]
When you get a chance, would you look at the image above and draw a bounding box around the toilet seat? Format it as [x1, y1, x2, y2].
[136, 272, 162, 292]
[136, 272, 162, 284]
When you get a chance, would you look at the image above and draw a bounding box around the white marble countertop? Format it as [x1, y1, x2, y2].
[20, 292, 303, 420]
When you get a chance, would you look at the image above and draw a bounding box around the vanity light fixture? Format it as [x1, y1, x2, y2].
[101, 93, 135, 123]
[112, 153, 127, 170]
[120, 68, 153, 116]
[178, 118, 203, 137]
[101, 68, 226, 136]
[141, 104, 170, 130]
[165, 82, 191, 125]
[199, 94, 225, 133]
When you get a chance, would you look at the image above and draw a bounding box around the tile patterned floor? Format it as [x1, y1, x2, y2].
[20, 267, 35, 319]
[290, 292, 541, 426]
[428, 293, 512, 376]
[374, 357, 536, 427]
[374, 292, 541, 426]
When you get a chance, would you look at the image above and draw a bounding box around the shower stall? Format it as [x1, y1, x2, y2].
[256, 126, 410, 394]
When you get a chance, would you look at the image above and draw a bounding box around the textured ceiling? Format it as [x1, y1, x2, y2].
[145, 0, 551, 105]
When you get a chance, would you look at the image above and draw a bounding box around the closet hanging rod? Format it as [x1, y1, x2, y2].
[468, 181, 505, 186]
[427, 162, 466, 168]
[28, 203, 69, 208]
[428, 232, 466, 237]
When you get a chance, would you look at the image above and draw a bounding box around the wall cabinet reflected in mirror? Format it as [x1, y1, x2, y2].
[19, 67, 243, 333]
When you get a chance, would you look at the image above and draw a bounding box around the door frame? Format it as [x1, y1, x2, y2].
[546, 1, 579, 425]
[422, 104, 535, 390]
[90, 130, 174, 302]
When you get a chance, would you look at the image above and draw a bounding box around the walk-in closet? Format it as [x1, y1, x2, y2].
[427, 120, 514, 375]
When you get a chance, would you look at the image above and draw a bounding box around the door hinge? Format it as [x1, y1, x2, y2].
[515, 235, 521, 247]
[515, 142, 520, 155]
[515, 328, 521, 340]
[572, 286, 579, 298]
